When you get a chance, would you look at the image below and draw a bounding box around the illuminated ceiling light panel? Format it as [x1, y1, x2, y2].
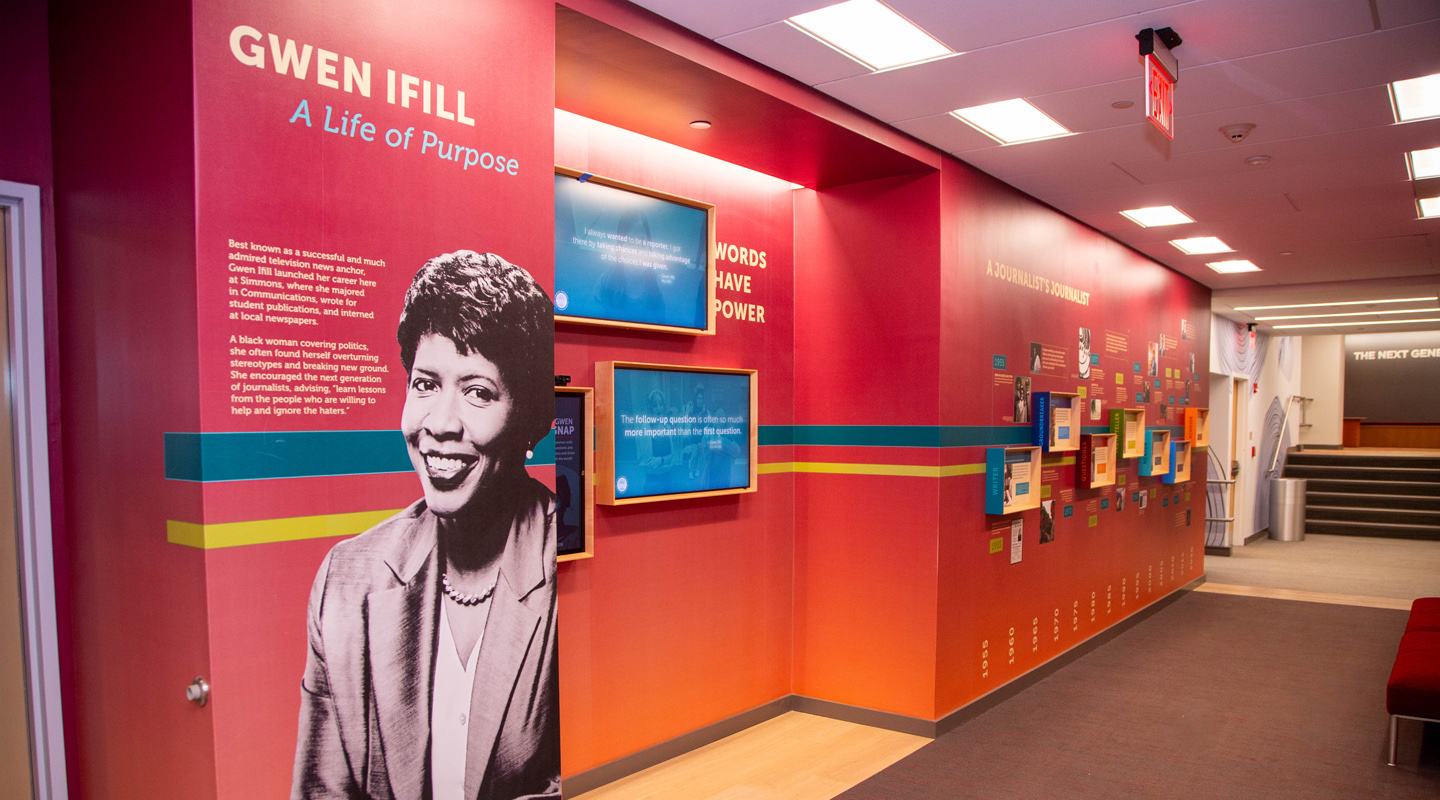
[1235, 296, 1438, 311]
[1255, 307, 1440, 321]
[788, 0, 954, 72]
[1273, 317, 1440, 330]
[1390, 73, 1440, 123]
[1170, 237, 1234, 255]
[1119, 206, 1193, 227]
[1421, 196, 1440, 219]
[1206, 259, 1261, 274]
[951, 99, 1071, 145]
[1408, 146, 1440, 180]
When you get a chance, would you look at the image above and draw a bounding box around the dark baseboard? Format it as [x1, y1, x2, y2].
[561, 577, 1208, 795]
[1301, 443, 1344, 450]
[1204, 545, 1232, 557]
[932, 576, 1204, 737]
[1245, 529, 1268, 544]
[790, 695, 935, 738]
[560, 696, 790, 797]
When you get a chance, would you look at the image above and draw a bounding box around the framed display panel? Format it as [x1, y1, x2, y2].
[554, 167, 717, 335]
[1109, 407, 1148, 459]
[1163, 439, 1193, 485]
[985, 446, 1043, 515]
[1139, 428, 1173, 477]
[1033, 391, 1081, 453]
[1184, 407, 1210, 448]
[596, 361, 757, 505]
[554, 387, 595, 561]
[1078, 433, 1118, 489]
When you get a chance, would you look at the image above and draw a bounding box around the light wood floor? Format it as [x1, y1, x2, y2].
[1194, 581, 1414, 610]
[572, 712, 929, 800]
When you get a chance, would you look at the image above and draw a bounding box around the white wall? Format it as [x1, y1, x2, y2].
[1299, 335, 1344, 446]
[1209, 317, 1302, 545]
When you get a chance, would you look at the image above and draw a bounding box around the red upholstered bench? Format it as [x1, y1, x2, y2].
[1387, 598, 1440, 766]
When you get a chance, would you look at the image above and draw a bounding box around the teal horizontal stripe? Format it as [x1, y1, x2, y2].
[760, 425, 1029, 448]
[165, 429, 556, 483]
[168, 423, 1186, 482]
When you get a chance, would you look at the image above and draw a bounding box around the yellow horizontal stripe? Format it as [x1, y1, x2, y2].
[760, 461, 986, 477]
[167, 508, 402, 550]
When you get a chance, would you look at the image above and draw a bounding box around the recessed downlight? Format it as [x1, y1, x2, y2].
[788, 0, 954, 72]
[1111, 100, 1134, 109]
[1206, 259, 1261, 274]
[1170, 237, 1234, 255]
[1235, 297, 1439, 312]
[951, 99, 1071, 144]
[1273, 317, 1440, 330]
[1119, 206, 1193, 227]
[1244, 155, 1272, 166]
[1390, 73, 1440, 123]
[690, 120, 712, 129]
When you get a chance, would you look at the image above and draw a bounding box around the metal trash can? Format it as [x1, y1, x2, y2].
[1269, 478, 1306, 541]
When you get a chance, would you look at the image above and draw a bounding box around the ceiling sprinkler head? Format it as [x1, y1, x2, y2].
[1221, 123, 1256, 143]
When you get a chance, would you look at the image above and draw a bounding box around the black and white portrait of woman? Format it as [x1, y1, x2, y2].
[293, 251, 559, 799]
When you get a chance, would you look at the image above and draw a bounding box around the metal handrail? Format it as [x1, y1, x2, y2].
[1269, 395, 1301, 474]
[1206, 478, 1236, 485]
[1206, 517, 1234, 523]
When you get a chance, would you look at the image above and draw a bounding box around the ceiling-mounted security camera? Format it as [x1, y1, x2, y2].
[1220, 123, 1256, 143]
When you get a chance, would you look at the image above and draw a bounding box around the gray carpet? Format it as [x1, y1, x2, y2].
[838, 592, 1438, 800]
[1206, 534, 1440, 599]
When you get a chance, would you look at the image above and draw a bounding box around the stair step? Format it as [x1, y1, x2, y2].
[1306, 505, 1440, 526]
[1304, 519, 1440, 540]
[1283, 464, 1440, 482]
[1300, 479, 1440, 497]
[1287, 452, 1440, 470]
[1305, 492, 1440, 511]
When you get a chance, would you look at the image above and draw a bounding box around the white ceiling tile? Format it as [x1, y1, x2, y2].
[887, 0, 1190, 53]
[716, 22, 872, 86]
[627, 0, 831, 39]
[1375, 0, 1440, 29]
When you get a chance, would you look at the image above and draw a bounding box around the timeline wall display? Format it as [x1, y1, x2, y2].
[555, 387, 595, 561]
[554, 168, 716, 335]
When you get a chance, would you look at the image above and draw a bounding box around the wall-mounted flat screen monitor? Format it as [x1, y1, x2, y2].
[553, 168, 716, 335]
[597, 362, 757, 505]
[554, 387, 594, 561]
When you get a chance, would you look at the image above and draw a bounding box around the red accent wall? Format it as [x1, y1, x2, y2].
[554, 111, 796, 776]
[49, 1, 216, 797]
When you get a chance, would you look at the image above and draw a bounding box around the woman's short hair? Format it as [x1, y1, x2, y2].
[398, 250, 553, 452]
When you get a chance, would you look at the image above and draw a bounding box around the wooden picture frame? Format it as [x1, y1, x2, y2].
[555, 386, 595, 562]
[596, 361, 758, 505]
[554, 166, 717, 336]
[1139, 428, 1173, 477]
[986, 445, 1043, 515]
[1163, 439, 1193, 484]
[1184, 407, 1210, 448]
[1078, 433, 1118, 489]
[1033, 390, 1081, 453]
[1109, 407, 1148, 459]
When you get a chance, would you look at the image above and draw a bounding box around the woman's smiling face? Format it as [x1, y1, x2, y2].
[401, 333, 516, 517]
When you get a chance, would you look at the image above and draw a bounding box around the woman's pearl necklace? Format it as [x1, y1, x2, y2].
[441, 572, 496, 606]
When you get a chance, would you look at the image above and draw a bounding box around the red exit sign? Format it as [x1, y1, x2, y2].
[1146, 54, 1175, 139]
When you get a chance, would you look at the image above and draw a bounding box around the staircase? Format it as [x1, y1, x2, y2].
[1282, 451, 1440, 540]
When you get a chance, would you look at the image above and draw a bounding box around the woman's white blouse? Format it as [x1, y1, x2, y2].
[431, 599, 490, 800]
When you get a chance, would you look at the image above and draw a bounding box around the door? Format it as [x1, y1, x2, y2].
[0, 206, 36, 800]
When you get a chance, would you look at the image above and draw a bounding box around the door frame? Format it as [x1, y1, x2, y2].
[0, 180, 67, 800]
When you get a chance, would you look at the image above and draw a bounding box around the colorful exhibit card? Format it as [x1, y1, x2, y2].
[1010, 519, 1024, 564]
